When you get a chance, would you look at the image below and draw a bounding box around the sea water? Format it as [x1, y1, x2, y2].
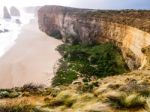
[0, 11, 34, 57]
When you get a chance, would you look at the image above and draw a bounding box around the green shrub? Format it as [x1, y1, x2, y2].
[52, 69, 77, 86]
[0, 91, 9, 98]
[53, 43, 128, 86]
[0, 89, 20, 99]
[8, 91, 20, 98]
[50, 30, 62, 39]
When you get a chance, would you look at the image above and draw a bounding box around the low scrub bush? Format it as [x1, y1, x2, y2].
[45, 90, 77, 107]
[52, 43, 128, 86]
[0, 89, 20, 99]
[21, 83, 44, 95]
[107, 92, 145, 109]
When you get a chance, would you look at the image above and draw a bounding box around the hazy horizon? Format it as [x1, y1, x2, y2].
[0, 0, 150, 10]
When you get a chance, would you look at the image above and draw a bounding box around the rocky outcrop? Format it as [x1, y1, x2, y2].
[10, 6, 20, 16]
[15, 19, 21, 24]
[141, 45, 150, 70]
[3, 6, 11, 19]
[38, 5, 150, 70]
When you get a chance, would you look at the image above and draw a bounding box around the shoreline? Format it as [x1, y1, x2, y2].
[0, 19, 62, 88]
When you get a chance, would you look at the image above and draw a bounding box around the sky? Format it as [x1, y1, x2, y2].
[0, 0, 150, 9]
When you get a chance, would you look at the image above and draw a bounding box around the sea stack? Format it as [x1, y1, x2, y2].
[10, 6, 20, 16]
[3, 6, 11, 19]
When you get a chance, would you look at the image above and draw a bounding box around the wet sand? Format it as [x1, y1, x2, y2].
[0, 20, 62, 88]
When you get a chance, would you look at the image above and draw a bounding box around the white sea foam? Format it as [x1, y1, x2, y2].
[0, 11, 34, 57]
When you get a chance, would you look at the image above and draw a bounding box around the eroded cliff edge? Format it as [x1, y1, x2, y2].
[38, 5, 150, 70]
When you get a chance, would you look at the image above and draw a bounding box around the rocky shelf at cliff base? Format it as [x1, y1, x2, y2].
[38, 5, 150, 70]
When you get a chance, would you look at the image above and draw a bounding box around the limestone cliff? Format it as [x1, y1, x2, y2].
[38, 5, 150, 70]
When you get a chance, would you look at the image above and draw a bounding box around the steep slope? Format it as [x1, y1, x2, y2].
[38, 5, 150, 70]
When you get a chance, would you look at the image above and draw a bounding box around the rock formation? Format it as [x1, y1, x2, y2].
[38, 5, 150, 70]
[10, 6, 20, 16]
[15, 19, 21, 24]
[0, 29, 9, 33]
[3, 6, 11, 19]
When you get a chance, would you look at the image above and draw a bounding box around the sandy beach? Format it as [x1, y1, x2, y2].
[0, 19, 62, 88]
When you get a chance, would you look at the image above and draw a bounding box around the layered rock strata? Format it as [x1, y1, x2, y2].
[38, 5, 150, 70]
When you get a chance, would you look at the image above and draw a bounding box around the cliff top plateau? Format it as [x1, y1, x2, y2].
[39, 5, 150, 33]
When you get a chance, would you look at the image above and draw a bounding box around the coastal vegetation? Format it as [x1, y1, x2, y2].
[2, 42, 149, 111]
[1, 71, 150, 112]
[1, 5, 150, 112]
[52, 43, 128, 86]
[0, 105, 40, 112]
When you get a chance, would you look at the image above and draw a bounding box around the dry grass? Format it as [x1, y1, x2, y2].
[0, 71, 150, 111]
[107, 92, 145, 108]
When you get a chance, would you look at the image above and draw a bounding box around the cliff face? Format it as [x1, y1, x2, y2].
[38, 5, 150, 70]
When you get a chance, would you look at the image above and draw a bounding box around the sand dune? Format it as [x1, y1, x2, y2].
[0, 20, 62, 88]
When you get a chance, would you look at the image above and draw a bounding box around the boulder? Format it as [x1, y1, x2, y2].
[15, 19, 21, 24]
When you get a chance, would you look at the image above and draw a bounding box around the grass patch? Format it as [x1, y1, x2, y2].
[45, 90, 77, 107]
[107, 92, 145, 109]
[0, 105, 41, 112]
[52, 43, 128, 86]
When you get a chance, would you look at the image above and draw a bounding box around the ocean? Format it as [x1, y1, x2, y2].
[0, 12, 34, 57]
